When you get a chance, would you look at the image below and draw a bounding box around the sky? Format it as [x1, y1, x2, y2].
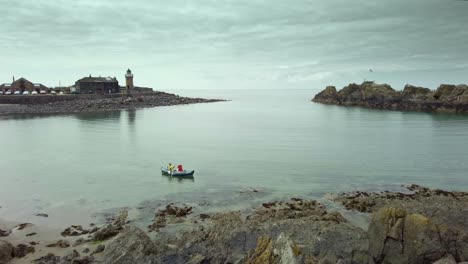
[1, 0, 467, 90]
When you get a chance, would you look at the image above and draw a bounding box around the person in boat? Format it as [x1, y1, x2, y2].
[167, 163, 175, 172]
[177, 164, 184, 172]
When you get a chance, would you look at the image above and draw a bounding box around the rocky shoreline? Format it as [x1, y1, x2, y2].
[1, 184, 467, 264]
[312, 82, 468, 113]
[0, 91, 225, 117]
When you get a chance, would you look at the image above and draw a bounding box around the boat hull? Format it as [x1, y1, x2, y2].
[161, 167, 195, 177]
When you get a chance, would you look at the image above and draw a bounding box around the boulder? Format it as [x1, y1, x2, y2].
[244, 234, 300, 264]
[100, 226, 157, 264]
[12, 243, 35, 258]
[0, 240, 13, 264]
[92, 224, 121, 241]
[46, 239, 70, 248]
[112, 209, 128, 227]
[368, 207, 467, 263]
[0, 230, 10, 237]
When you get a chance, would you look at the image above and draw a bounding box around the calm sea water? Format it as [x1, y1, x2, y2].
[1, 89, 468, 226]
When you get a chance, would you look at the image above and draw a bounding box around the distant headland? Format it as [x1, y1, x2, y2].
[312, 81, 468, 114]
[0, 69, 225, 117]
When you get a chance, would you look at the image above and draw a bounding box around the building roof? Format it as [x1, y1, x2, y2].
[77, 76, 118, 83]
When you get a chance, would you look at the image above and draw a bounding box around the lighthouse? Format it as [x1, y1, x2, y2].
[125, 69, 134, 96]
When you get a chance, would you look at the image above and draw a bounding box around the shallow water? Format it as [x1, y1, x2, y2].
[1, 89, 467, 226]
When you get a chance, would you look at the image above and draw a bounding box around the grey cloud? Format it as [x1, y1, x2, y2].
[0, 0, 467, 89]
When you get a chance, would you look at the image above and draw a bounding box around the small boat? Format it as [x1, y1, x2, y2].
[161, 167, 195, 177]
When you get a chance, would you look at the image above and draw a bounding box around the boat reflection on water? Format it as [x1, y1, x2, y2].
[162, 174, 195, 183]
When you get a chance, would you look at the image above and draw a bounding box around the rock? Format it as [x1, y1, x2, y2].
[46, 239, 70, 248]
[62, 249, 80, 261]
[92, 224, 121, 241]
[92, 244, 105, 255]
[199, 213, 210, 220]
[62, 225, 87, 237]
[15, 223, 33, 230]
[72, 238, 87, 247]
[244, 233, 300, 264]
[12, 243, 35, 258]
[100, 226, 157, 264]
[313, 81, 468, 113]
[0, 229, 10, 237]
[433, 256, 457, 264]
[26, 232, 37, 236]
[187, 254, 205, 264]
[82, 248, 90, 254]
[0, 240, 13, 264]
[112, 209, 128, 227]
[368, 207, 467, 263]
[71, 256, 94, 264]
[33, 253, 61, 264]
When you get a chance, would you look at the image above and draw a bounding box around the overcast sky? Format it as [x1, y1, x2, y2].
[1, 0, 467, 90]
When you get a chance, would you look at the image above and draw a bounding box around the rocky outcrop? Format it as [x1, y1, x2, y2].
[12, 243, 35, 258]
[99, 226, 157, 264]
[312, 82, 468, 113]
[98, 199, 368, 263]
[0, 230, 10, 238]
[0, 240, 13, 264]
[148, 204, 193, 231]
[334, 185, 468, 233]
[46, 239, 70, 248]
[368, 207, 468, 263]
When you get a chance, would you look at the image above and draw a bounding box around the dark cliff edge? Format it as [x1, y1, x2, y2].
[312, 81, 468, 113]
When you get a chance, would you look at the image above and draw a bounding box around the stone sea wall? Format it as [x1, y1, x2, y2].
[312, 82, 468, 113]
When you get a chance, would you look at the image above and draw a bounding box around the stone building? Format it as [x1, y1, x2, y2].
[74, 75, 119, 94]
[0, 77, 48, 93]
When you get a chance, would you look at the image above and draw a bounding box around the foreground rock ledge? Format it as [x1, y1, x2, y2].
[0, 91, 225, 117]
[312, 82, 468, 113]
[3, 185, 466, 264]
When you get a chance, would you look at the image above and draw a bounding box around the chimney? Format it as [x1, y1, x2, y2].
[13, 76, 15, 82]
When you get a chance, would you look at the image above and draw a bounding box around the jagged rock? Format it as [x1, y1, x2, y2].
[12, 243, 35, 258]
[100, 226, 157, 264]
[62, 249, 80, 262]
[0, 240, 13, 264]
[0, 229, 10, 237]
[92, 224, 121, 241]
[433, 256, 457, 264]
[71, 256, 94, 264]
[148, 204, 193, 231]
[33, 253, 61, 264]
[92, 244, 105, 255]
[244, 233, 300, 264]
[72, 238, 84, 247]
[187, 254, 205, 264]
[112, 209, 128, 227]
[61, 225, 90, 237]
[368, 207, 467, 263]
[46, 239, 70, 248]
[15, 223, 33, 230]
